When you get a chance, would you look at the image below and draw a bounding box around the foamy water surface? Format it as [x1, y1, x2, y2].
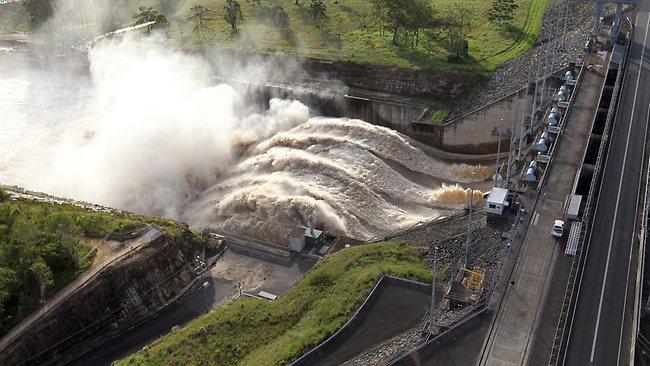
[0, 38, 485, 243]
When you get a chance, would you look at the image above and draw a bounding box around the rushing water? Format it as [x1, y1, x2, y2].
[0, 39, 484, 243]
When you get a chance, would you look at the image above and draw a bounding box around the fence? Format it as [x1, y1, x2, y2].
[547, 34, 631, 366]
[388, 206, 525, 365]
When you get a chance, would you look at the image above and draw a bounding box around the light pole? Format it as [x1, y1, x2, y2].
[465, 172, 476, 268]
[492, 120, 510, 188]
[429, 246, 438, 338]
[506, 94, 519, 190]
[200, 280, 210, 314]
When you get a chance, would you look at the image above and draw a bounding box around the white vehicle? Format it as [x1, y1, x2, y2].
[551, 220, 565, 238]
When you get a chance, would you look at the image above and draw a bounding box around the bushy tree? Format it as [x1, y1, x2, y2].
[22, 0, 53, 27]
[441, 3, 473, 61]
[486, 0, 519, 27]
[187, 5, 210, 36]
[224, 0, 244, 31]
[0, 267, 17, 321]
[30, 261, 53, 303]
[308, 0, 327, 25]
[133, 7, 170, 33]
[273, 6, 290, 34]
[371, 0, 433, 45]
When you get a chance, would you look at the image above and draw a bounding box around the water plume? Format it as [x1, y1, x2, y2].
[430, 184, 485, 205]
[449, 164, 494, 182]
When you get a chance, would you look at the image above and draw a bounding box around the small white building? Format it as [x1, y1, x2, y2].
[289, 226, 325, 252]
[289, 227, 306, 252]
[485, 187, 509, 215]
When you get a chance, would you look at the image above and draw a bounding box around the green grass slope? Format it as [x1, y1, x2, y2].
[117, 242, 431, 366]
[169, 0, 549, 71]
[1, 0, 548, 71]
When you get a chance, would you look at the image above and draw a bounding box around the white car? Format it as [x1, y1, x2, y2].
[551, 220, 565, 238]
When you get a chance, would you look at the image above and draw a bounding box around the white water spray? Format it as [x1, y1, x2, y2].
[0, 33, 486, 243]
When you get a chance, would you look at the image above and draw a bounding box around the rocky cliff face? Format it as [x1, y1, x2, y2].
[204, 48, 483, 100]
[0, 230, 201, 366]
[302, 59, 484, 99]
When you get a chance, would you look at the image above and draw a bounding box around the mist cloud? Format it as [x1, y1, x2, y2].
[0, 2, 480, 241]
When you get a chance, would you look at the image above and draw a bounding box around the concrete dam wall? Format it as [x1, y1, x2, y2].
[241, 72, 564, 155]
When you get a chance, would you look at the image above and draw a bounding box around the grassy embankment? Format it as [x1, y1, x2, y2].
[117, 242, 431, 366]
[0, 187, 186, 337]
[168, 0, 548, 72]
[2, 0, 547, 72]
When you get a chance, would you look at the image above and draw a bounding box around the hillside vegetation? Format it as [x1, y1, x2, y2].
[0, 187, 185, 337]
[2, 0, 548, 71]
[117, 242, 431, 366]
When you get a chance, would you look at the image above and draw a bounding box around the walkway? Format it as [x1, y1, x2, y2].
[477, 52, 607, 365]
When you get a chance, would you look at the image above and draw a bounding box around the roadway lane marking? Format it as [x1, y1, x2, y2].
[617, 98, 650, 365]
[562, 22, 638, 363]
[590, 12, 650, 364]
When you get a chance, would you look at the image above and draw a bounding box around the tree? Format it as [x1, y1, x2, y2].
[404, 0, 435, 46]
[223, 0, 244, 31]
[273, 6, 290, 35]
[22, 0, 53, 27]
[486, 0, 518, 27]
[56, 224, 83, 269]
[246, 0, 263, 7]
[133, 7, 170, 33]
[440, 3, 473, 60]
[187, 5, 210, 36]
[423, 29, 442, 55]
[0, 267, 17, 321]
[371, 0, 433, 45]
[307, 0, 327, 25]
[30, 261, 53, 303]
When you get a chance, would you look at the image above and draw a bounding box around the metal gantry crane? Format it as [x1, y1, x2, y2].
[588, 0, 640, 41]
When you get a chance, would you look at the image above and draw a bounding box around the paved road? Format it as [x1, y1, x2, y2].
[563, 4, 650, 365]
[69, 276, 238, 366]
[0, 226, 163, 353]
[67, 250, 317, 365]
[298, 279, 430, 366]
[476, 51, 606, 366]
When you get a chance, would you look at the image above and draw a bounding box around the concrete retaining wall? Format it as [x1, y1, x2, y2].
[242, 72, 566, 155]
[290, 275, 430, 366]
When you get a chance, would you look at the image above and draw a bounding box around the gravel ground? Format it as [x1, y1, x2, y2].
[342, 327, 423, 366]
[446, 0, 596, 120]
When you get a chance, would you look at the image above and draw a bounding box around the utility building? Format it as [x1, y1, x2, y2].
[304, 227, 324, 248]
[289, 226, 325, 252]
[485, 187, 509, 215]
[289, 227, 307, 252]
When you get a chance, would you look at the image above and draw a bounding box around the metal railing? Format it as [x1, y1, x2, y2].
[389, 207, 525, 365]
[548, 30, 631, 366]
